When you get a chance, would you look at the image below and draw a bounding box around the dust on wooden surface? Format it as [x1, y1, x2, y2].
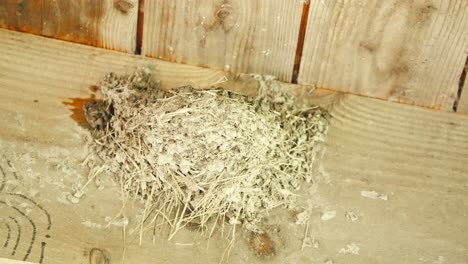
[3, 86, 467, 263]
[0, 132, 332, 264]
[1, 28, 468, 264]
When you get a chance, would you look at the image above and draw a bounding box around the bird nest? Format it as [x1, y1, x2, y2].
[84, 68, 329, 240]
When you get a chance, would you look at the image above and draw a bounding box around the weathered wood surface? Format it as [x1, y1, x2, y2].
[1, 29, 468, 264]
[0, 0, 138, 53]
[0, 1, 42, 35]
[141, 0, 303, 82]
[0, 258, 36, 264]
[298, 0, 468, 111]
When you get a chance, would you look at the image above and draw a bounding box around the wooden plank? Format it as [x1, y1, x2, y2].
[142, 0, 303, 82]
[0, 258, 36, 264]
[1, 29, 468, 264]
[41, 0, 106, 47]
[308, 93, 468, 263]
[0, 0, 138, 53]
[0, 0, 42, 35]
[298, 0, 468, 110]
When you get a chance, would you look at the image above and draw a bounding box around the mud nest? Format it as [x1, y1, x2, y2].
[84, 68, 329, 239]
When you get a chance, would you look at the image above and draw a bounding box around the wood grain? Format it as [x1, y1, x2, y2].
[1, 29, 467, 264]
[310, 93, 468, 263]
[142, 0, 303, 82]
[298, 0, 468, 110]
[0, 258, 36, 264]
[0, 0, 43, 35]
[0, 0, 138, 53]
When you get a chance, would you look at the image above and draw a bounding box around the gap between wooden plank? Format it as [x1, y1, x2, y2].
[135, 0, 145, 55]
[291, 1, 311, 84]
[453, 56, 468, 112]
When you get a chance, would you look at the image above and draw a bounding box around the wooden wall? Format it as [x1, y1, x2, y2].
[0, 0, 139, 53]
[298, 0, 468, 111]
[141, 0, 304, 82]
[1, 0, 468, 113]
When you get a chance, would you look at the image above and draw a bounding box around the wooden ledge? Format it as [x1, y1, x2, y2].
[1, 29, 467, 264]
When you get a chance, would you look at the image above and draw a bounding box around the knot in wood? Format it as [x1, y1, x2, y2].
[215, 3, 237, 32]
[114, 0, 134, 14]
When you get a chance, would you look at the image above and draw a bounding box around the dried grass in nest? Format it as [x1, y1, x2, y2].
[84, 68, 329, 242]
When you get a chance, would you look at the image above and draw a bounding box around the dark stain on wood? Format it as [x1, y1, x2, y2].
[355, 0, 439, 103]
[88, 85, 99, 93]
[0, 0, 43, 34]
[392, 1, 436, 102]
[41, 0, 105, 47]
[414, 1, 437, 26]
[63, 95, 101, 129]
[249, 232, 276, 257]
[359, 40, 377, 53]
[114, 0, 134, 14]
[388, 48, 410, 77]
[386, 52, 412, 98]
[0, 0, 107, 47]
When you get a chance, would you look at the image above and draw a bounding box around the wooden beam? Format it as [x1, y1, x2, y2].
[0, 258, 36, 264]
[1, 29, 467, 264]
[298, 0, 468, 111]
[0, 0, 138, 53]
[141, 0, 303, 82]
